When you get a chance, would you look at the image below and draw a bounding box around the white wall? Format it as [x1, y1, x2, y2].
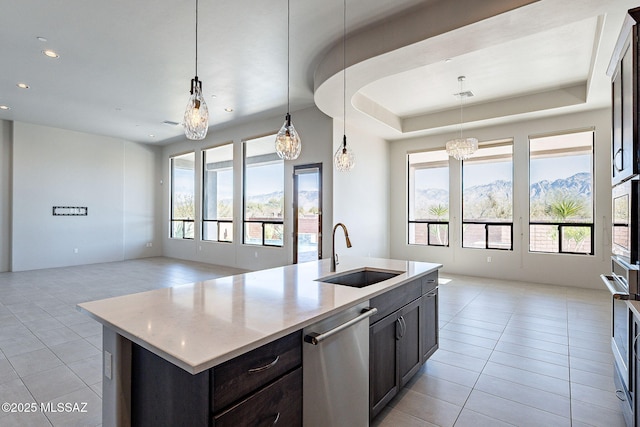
[389, 109, 611, 289]
[0, 120, 12, 272]
[162, 106, 334, 271]
[11, 122, 161, 271]
[332, 120, 390, 259]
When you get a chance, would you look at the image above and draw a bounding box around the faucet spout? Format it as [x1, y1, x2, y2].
[331, 223, 352, 272]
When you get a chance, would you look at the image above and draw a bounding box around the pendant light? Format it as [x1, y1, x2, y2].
[184, 0, 209, 140]
[334, 0, 355, 172]
[445, 76, 477, 160]
[275, 0, 301, 160]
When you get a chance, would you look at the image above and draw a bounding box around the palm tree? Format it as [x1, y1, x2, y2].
[548, 197, 588, 251]
[428, 204, 448, 245]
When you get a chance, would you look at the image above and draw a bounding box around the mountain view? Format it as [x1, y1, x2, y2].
[414, 172, 592, 221]
[218, 190, 319, 219]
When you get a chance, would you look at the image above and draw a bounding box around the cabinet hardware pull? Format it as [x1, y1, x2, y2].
[614, 148, 623, 172]
[426, 291, 437, 298]
[616, 389, 627, 401]
[425, 279, 436, 283]
[272, 412, 281, 425]
[633, 333, 640, 363]
[400, 316, 407, 338]
[395, 318, 402, 340]
[248, 355, 280, 373]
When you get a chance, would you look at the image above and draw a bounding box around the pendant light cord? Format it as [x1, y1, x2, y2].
[342, 0, 346, 141]
[287, 0, 290, 113]
[195, 0, 199, 77]
[459, 80, 463, 139]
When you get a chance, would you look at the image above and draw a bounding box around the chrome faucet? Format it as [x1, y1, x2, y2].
[331, 223, 352, 272]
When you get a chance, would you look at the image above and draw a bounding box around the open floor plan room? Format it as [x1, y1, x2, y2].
[0, 258, 619, 427]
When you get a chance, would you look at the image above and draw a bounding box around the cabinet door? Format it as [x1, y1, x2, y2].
[613, 65, 623, 183]
[634, 313, 639, 427]
[398, 298, 422, 387]
[370, 312, 400, 419]
[422, 289, 438, 362]
[621, 42, 635, 179]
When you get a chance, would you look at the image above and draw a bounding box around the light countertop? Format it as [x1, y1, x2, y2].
[77, 256, 441, 374]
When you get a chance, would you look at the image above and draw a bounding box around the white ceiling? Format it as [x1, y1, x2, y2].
[0, 0, 636, 145]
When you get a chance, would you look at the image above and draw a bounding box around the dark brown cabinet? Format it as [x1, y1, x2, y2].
[633, 310, 639, 427]
[421, 272, 439, 362]
[369, 271, 439, 420]
[130, 330, 302, 427]
[422, 288, 438, 361]
[610, 7, 640, 184]
[398, 298, 423, 386]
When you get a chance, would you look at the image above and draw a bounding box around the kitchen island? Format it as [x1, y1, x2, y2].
[78, 256, 441, 426]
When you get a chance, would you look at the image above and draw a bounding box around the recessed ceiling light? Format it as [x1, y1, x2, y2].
[36, 36, 48, 42]
[0, 105, 10, 111]
[42, 49, 59, 59]
[16, 83, 29, 89]
[224, 107, 233, 112]
[211, 94, 217, 98]
[445, 58, 453, 63]
[149, 134, 156, 138]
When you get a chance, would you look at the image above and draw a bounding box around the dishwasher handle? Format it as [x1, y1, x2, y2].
[304, 307, 378, 345]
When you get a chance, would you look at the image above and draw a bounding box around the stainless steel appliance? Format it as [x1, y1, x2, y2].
[303, 301, 377, 427]
[613, 179, 640, 264]
[602, 256, 639, 427]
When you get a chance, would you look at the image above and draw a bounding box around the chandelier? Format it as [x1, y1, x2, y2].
[445, 76, 477, 160]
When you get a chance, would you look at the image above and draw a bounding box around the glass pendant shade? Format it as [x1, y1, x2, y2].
[184, 77, 209, 140]
[445, 137, 478, 161]
[275, 113, 301, 160]
[334, 135, 355, 172]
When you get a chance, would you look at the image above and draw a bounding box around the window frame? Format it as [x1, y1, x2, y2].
[461, 139, 514, 251]
[170, 151, 196, 240]
[202, 142, 234, 243]
[407, 149, 450, 247]
[242, 134, 284, 247]
[528, 129, 595, 255]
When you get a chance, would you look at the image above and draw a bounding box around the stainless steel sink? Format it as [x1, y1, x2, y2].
[317, 268, 402, 288]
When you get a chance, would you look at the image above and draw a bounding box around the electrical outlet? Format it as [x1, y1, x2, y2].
[487, 256, 492, 263]
[104, 351, 112, 380]
[73, 248, 78, 254]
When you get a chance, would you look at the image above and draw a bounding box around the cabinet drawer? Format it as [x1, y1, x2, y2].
[213, 367, 302, 427]
[212, 330, 301, 412]
[370, 279, 421, 325]
[421, 271, 438, 294]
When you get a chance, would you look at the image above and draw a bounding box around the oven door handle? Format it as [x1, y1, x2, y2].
[601, 274, 630, 300]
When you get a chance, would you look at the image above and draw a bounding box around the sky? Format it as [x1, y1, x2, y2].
[416, 154, 590, 192]
[530, 154, 590, 184]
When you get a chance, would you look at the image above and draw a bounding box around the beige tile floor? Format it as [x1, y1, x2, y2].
[0, 258, 624, 426]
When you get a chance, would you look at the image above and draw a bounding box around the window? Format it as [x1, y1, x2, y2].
[529, 130, 594, 254]
[203, 144, 233, 242]
[408, 150, 449, 246]
[243, 134, 284, 246]
[170, 152, 195, 239]
[462, 140, 513, 250]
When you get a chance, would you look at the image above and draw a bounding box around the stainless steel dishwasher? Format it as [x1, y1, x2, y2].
[303, 301, 377, 427]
